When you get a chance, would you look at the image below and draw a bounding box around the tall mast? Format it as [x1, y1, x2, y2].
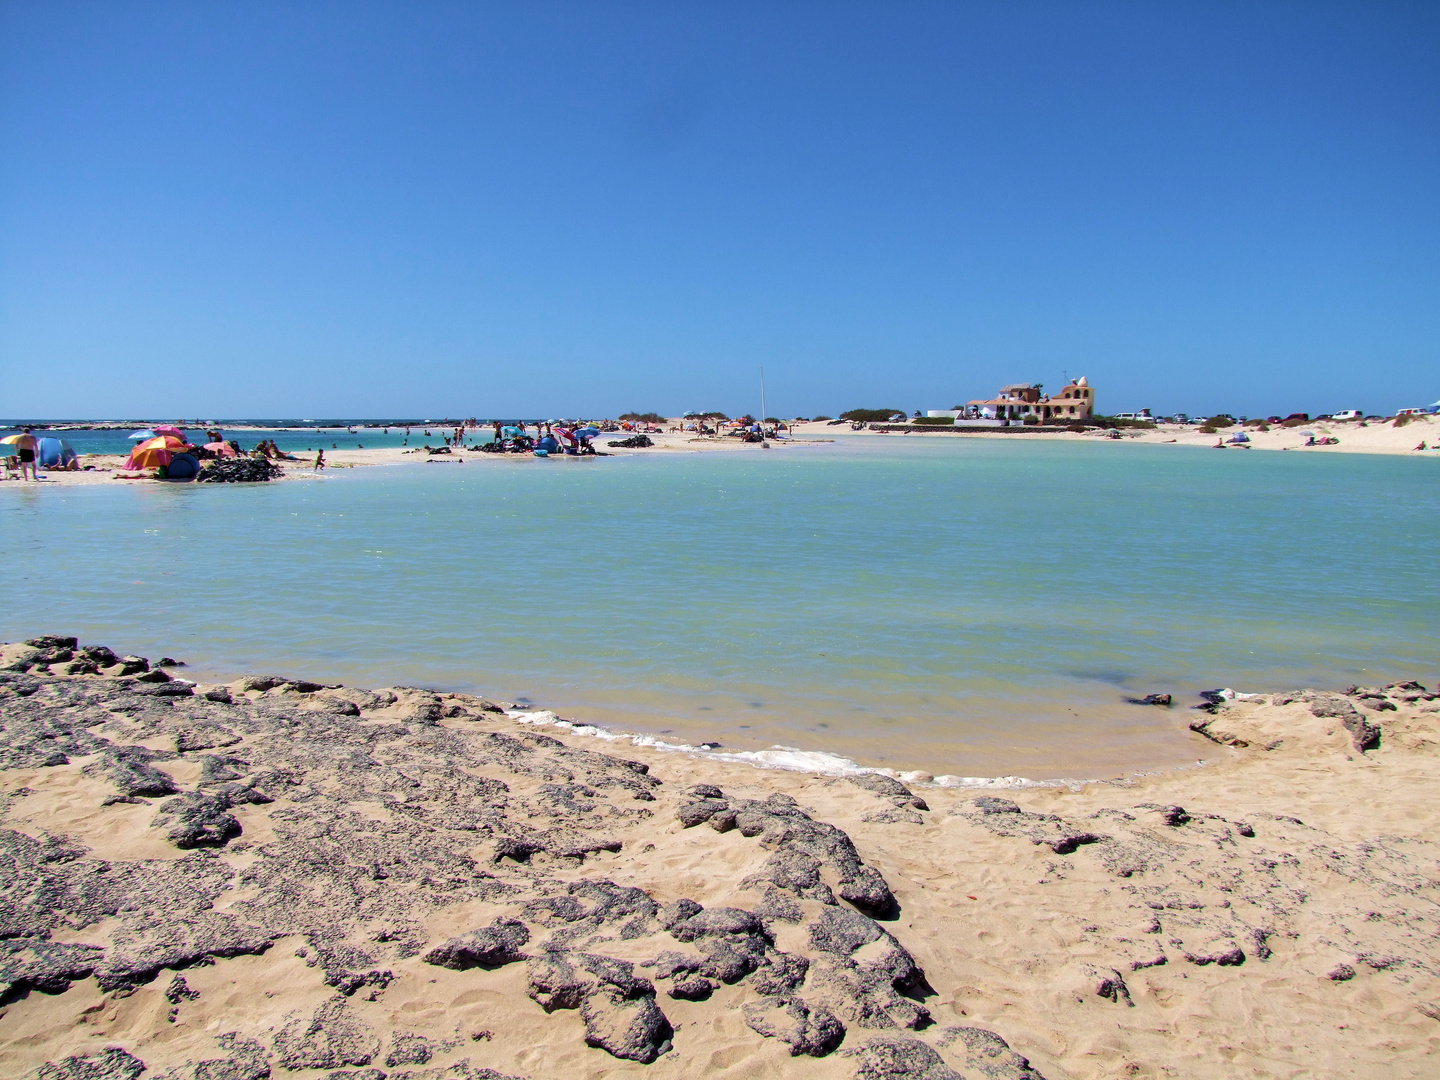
[760, 367, 767, 426]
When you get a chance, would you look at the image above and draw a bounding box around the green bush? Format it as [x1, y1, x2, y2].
[1092, 415, 1158, 430]
[913, 416, 954, 426]
[811, 415, 832, 421]
[619, 412, 664, 424]
[840, 408, 903, 423]
[1394, 413, 1414, 428]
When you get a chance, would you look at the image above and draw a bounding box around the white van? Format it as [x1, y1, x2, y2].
[1331, 410, 1362, 421]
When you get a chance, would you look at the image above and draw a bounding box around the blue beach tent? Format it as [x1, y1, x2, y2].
[38, 437, 79, 468]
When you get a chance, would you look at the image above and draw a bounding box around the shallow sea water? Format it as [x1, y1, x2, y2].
[4, 438, 1436, 780]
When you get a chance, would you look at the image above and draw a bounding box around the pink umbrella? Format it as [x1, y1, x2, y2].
[203, 442, 239, 458]
[153, 425, 188, 441]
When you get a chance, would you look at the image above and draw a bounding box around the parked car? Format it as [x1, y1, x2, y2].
[1331, 410, 1362, 421]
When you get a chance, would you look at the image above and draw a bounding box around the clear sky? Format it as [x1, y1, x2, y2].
[1, 1, 1436, 420]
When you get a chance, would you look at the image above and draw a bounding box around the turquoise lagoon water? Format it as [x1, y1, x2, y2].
[0, 425, 477, 456]
[3, 438, 1436, 779]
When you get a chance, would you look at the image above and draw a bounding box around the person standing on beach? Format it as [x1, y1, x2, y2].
[14, 427, 39, 480]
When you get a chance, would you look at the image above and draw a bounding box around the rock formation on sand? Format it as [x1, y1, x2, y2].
[3, 636, 1439, 1078]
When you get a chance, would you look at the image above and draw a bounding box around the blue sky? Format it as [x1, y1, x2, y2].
[1, 1, 1436, 420]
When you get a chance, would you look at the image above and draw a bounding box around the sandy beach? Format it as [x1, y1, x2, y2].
[5, 413, 1435, 490]
[3, 638, 1436, 1079]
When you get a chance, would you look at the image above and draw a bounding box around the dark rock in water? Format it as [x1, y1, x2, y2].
[157, 657, 183, 667]
[272, 997, 379, 1070]
[1124, 693, 1172, 707]
[851, 1036, 961, 1080]
[744, 996, 846, 1056]
[424, 919, 531, 969]
[385, 1032, 433, 1067]
[151, 792, 243, 848]
[936, 1026, 1048, 1079]
[32, 1046, 146, 1080]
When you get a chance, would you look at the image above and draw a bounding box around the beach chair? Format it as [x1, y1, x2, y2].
[1, 451, 19, 480]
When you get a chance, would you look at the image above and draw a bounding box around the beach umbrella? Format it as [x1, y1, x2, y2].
[125, 435, 186, 470]
[153, 425, 188, 440]
[0, 434, 20, 446]
[203, 441, 239, 459]
[128, 429, 156, 441]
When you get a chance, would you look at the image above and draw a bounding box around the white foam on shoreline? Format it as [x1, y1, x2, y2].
[503, 708, 1063, 789]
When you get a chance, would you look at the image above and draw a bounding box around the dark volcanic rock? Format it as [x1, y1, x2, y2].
[526, 950, 593, 1012]
[744, 996, 846, 1056]
[272, 997, 379, 1070]
[385, 1032, 434, 1067]
[85, 745, 179, 797]
[151, 792, 243, 848]
[851, 1036, 961, 1080]
[33, 1046, 147, 1080]
[581, 992, 672, 1063]
[424, 919, 531, 969]
[1311, 693, 1382, 751]
[935, 1026, 1048, 1079]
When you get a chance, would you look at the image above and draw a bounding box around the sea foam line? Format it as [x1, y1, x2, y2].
[502, 708, 1057, 790]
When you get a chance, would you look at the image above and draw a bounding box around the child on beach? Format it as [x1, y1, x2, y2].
[314, 449, 325, 471]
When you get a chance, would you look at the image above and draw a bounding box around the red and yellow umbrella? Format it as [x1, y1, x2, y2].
[125, 436, 188, 470]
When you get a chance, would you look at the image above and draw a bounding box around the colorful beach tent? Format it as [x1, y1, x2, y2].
[37, 437, 78, 467]
[125, 436, 187, 470]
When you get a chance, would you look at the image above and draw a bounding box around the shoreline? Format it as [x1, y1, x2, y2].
[2, 637, 1437, 1079]
[3, 413, 1437, 490]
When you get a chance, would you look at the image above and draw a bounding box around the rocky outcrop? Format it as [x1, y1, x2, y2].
[677, 787, 897, 914]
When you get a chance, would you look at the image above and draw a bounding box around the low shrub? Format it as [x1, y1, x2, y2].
[913, 416, 955, 426]
[619, 412, 664, 424]
[1394, 413, 1414, 428]
[840, 408, 904, 423]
